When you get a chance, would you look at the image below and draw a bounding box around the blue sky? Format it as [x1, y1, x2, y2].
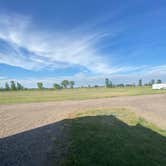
[0, 0, 166, 87]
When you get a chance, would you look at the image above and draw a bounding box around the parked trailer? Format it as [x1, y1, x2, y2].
[152, 84, 166, 90]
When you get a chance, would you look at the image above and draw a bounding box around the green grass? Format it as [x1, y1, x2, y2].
[61, 108, 166, 166]
[0, 86, 166, 104]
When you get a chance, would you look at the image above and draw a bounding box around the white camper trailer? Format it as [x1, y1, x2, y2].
[152, 84, 166, 90]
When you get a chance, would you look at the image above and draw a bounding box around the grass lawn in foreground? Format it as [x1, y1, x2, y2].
[61, 108, 166, 166]
[0, 86, 166, 104]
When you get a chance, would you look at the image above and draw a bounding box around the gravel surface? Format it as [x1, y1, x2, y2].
[0, 94, 166, 166]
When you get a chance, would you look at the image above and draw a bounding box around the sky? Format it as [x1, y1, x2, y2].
[0, 0, 166, 87]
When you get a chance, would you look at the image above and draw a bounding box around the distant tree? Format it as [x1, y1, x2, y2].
[69, 81, 75, 88]
[0, 82, 3, 91]
[117, 84, 125, 87]
[5, 82, 10, 90]
[144, 82, 152, 86]
[53, 83, 62, 89]
[16, 82, 21, 90]
[16, 82, 24, 90]
[126, 84, 134, 87]
[157, 79, 162, 84]
[10, 81, 17, 90]
[61, 80, 69, 88]
[105, 78, 109, 88]
[105, 78, 113, 88]
[37, 82, 44, 89]
[151, 79, 155, 85]
[138, 79, 142, 86]
[109, 80, 113, 88]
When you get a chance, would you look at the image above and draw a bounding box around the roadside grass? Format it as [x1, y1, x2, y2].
[0, 86, 166, 104]
[61, 108, 166, 166]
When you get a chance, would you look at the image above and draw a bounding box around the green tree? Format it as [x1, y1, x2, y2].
[5, 82, 10, 90]
[69, 81, 75, 88]
[105, 78, 110, 88]
[151, 79, 155, 85]
[10, 81, 17, 90]
[61, 80, 69, 88]
[105, 78, 113, 88]
[109, 80, 113, 88]
[17, 82, 24, 90]
[37, 82, 44, 89]
[157, 79, 162, 84]
[117, 84, 124, 87]
[53, 83, 62, 89]
[138, 79, 142, 86]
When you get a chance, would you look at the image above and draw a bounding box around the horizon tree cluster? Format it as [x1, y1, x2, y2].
[36, 80, 75, 90]
[0, 81, 24, 91]
[0, 78, 164, 91]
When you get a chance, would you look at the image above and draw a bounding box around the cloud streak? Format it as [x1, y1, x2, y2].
[0, 13, 122, 74]
[0, 13, 149, 76]
[0, 12, 165, 83]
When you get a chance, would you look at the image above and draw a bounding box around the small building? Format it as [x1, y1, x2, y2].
[152, 83, 166, 90]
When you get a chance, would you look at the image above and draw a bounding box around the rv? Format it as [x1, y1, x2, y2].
[152, 84, 166, 90]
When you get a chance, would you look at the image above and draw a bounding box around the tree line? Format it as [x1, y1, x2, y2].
[0, 78, 163, 91]
[0, 80, 75, 91]
[37, 80, 75, 89]
[0, 81, 24, 91]
[105, 78, 162, 88]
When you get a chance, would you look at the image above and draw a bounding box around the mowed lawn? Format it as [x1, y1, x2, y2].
[0, 86, 166, 104]
[61, 108, 166, 166]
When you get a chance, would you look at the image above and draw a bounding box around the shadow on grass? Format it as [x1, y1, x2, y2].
[1, 115, 166, 166]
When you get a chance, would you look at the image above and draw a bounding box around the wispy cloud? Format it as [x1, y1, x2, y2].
[146, 65, 166, 75]
[0, 13, 145, 75]
[0, 13, 115, 74]
[0, 12, 165, 81]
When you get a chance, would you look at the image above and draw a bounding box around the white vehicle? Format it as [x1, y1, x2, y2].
[152, 83, 166, 90]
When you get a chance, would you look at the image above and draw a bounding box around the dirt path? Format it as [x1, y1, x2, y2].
[1, 94, 166, 137]
[0, 94, 166, 166]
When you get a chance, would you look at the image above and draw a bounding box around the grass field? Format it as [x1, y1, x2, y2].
[61, 108, 166, 166]
[0, 86, 166, 104]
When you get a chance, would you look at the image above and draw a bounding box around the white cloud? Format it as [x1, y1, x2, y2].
[0, 13, 123, 74]
[146, 65, 166, 75]
[0, 13, 165, 82]
[0, 13, 148, 75]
